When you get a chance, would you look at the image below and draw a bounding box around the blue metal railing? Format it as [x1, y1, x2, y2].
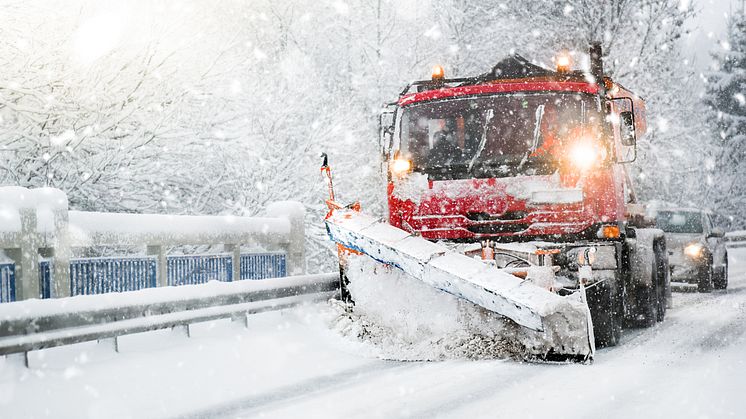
[241, 253, 286, 279]
[39, 258, 158, 298]
[40, 260, 52, 299]
[68, 257, 158, 296]
[167, 254, 233, 286]
[28, 252, 286, 302]
[0, 262, 15, 303]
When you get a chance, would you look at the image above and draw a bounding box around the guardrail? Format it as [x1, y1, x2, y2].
[725, 231, 746, 249]
[0, 272, 338, 366]
[0, 187, 306, 301]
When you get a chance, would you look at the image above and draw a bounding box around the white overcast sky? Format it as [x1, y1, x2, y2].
[686, 0, 742, 71]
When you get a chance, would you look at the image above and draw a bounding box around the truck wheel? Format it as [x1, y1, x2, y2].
[633, 248, 662, 327]
[655, 242, 668, 322]
[638, 252, 659, 327]
[627, 230, 665, 328]
[639, 284, 659, 327]
[587, 281, 622, 348]
[713, 257, 728, 290]
[697, 258, 713, 293]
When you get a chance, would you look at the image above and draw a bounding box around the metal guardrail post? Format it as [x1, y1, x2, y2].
[225, 244, 241, 281]
[147, 245, 168, 287]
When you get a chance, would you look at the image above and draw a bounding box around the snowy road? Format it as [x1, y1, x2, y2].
[3, 250, 746, 419]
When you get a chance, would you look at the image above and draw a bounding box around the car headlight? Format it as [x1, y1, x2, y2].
[684, 243, 705, 258]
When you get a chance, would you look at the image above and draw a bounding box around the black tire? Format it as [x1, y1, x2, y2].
[639, 284, 659, 327]
[713, 256, 728, 290]
[629, 244, 663, 327]
[697, 258, 713, 293]
[639, 249, 662, 327]
[587, 280, 623, 348]
[655, 242, 668, 322]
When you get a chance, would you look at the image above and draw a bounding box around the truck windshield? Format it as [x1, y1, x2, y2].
[656, 211, 703, 234]
[398, 93, 602, 179]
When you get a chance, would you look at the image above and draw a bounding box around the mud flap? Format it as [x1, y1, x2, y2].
[579, 277, 596, 359]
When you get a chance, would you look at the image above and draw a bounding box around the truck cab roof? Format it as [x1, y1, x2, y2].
[398, 55, 600, 107]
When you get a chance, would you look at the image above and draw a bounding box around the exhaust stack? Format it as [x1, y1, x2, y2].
[590, 42, 603, 80]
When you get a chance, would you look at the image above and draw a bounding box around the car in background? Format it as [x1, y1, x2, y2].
[655, 208, 728, 292]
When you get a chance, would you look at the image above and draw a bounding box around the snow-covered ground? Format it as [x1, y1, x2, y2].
[3, 249, 746, 419]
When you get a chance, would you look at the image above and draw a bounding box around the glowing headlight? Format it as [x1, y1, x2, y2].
[391, 158, 412, 175]
[684, 243, 705, 258]
[569, 143, 598, 171]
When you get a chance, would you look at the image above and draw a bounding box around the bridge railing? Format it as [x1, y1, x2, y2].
[725, 231, 746, 249]
[0, 187, 305, 301]
[0, 272, 338, 365]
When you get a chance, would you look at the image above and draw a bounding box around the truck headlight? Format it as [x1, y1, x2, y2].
[569, 142, 598, 171]
[684, 243, 704, 258]
[391, 158, 412, 176]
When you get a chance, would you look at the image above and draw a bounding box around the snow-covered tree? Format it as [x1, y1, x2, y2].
[704, 10, 746, 227]
[0, 1, 250, 213]
[504, 0, 708, 207]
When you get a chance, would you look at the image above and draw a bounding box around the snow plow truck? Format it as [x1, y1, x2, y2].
[323, 44, 670, 362]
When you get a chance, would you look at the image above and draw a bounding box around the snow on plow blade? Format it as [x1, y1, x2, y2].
[325, 209, 595, 361]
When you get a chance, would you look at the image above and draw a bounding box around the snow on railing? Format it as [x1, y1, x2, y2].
[0, 272, 338, 365]
[725, 231, 746, 248]
[0, 187, 306, 300]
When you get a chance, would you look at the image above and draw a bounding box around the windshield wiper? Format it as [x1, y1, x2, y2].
[517, 104, 545, 171]
[468, 109, 494, 172]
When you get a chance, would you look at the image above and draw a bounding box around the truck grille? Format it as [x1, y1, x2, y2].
[467, 223, 530, 234]
[465, 211, 528, 222]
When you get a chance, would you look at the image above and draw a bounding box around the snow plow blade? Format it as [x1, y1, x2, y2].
[325, 209, 595, 362]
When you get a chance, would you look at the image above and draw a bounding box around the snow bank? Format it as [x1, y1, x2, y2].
[329, 250, 594, 362]
[331, 256, 535, 361]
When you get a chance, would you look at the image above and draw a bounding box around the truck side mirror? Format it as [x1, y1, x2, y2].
[620, 111, 636, 146]
[379, 108, 396, 160]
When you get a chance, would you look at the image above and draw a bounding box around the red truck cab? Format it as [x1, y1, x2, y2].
[384, 54, 646, 244]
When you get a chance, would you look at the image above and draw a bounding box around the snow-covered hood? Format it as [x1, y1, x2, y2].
[392, 172, 582, 211]
[388, 172, 599, 240]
